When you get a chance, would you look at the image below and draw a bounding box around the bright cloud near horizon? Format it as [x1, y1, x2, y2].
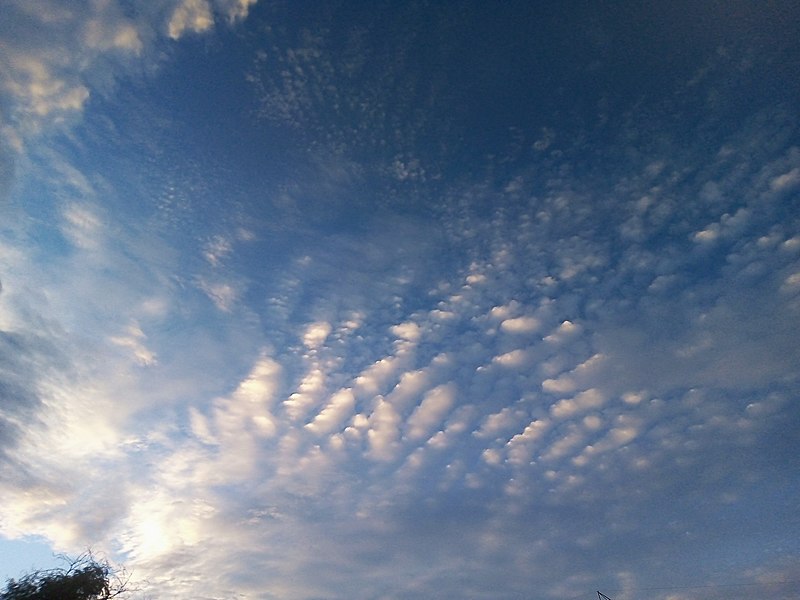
[1, 2, 799, 599]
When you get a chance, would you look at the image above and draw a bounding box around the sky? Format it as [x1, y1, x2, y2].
[1, 1, 799, 599]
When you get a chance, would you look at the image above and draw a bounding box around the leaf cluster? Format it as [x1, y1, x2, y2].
[1, 552, 131, 600]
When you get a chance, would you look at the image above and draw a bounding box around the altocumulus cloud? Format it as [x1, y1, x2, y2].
[1, 2, 800, 600]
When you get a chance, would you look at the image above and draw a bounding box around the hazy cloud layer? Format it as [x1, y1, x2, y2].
[1, 2, 799, 599]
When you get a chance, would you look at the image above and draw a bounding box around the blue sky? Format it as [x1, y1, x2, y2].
[1, 1, 799, 598]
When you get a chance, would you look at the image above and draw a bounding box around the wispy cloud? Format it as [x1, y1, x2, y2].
[1, 2, 799, 599]
[0, 0, 258, 145]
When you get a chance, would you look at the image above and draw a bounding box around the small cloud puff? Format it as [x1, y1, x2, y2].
[109, 322, 157, 366]
[306, 388, 355, 435]
[367, 398, 402, 461]
[391, 321, 421, 342]
[505, 419, 550, 466]
[543, 320, 581, 344]
[550, 388, 605, 419]
[692, 224, 720, 243]
[4, 52, 91, 126]
[84, 18, 143, 54]
[168, 0, 214, 39]
[770, 166, 800, 192]
[62, 202, 103, 250]
[692, 207, 751, 244]
[500, 316, 540, 334]
[405, 383, 456, 441]
[213, 0, 259, 22]
[474, 407, 522, 439]
[203, 235, 233, 266]
[284, 367, 326, 421]
[542, 376, 577, 394]
[781, 272, 800, 293]
[303, 321, 332, 349]
[492, 348, 531, 368]
[197, 279, 240, 311]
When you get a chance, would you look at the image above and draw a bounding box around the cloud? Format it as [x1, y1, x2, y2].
[384, 368, 432, 412]
[0, 0, 259, 147]
[0, 330, 50, 460]
[491, 348, 532, 368]
[366, 397, 402, 461]
[474, 406, 524, 440]
[499, 315, 540, 334]
[2, 4, 799, 598]
[108, 322, 158, 366]
[305, 388, 355, 435]
[302, 321, 332, 349]
[390, 321, 421, 342]
[196, 278, 241, 312]
[770, 166, 800, 192]
[283, 368, 326, 422]
[214, 0, 258, 22]
[505, 419, 550, 466]
[405, 383, 456, 442]
[550, 388, 606, 420]
[167, 0, 214, 39]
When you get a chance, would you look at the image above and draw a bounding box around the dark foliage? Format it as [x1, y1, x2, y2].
[1, 552, 131, 600]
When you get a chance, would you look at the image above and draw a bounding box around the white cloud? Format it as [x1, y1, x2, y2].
[0, 0, 257, 144]
[492, 348, 531, 368]
[83, 16, 143, 53]
[506, 419, 550, 466]
[206, 355, 282, 448]
[109, 322, 157, 366]
[474, 407, 522, 439]
[500, 315, 540, 334]
[482, 447, 503, 465]
[391, 321, 421, 342]
[770, 166, 800, 192]
[189, 406, 216, 444]
[366, 397, 401, 461]
[489, 300, 521, 321]
[354, 356, 405, 397]
[543, 320, 581, 344]
[693, 224, 720, 243]
[542, 423, 585, 461]
[283, 367, 325, 421]
[542, 375, 577, 394]
[550, 388, 606, 419]
[693, 207, 751, 244]
[385, 368, 432, 412]
[231, 354, 281, 406]
[3, 54, 91, 125]
[781, 272, 800, 292]
[781, 236, 800, 253]
[2, 8, 799, 598]
[196, 278, 240, 311]
[203, 235, 233, 266]
[62, 202, 104, 250]
[542, 354, 606, 396]
[119, 489, 215, 560]
[303, 321, 332, 349]
[622, 391, 647, 405]
[213, 0, 258, 22]
[405, 383, 456, 441]
[429, 308, 456, 321]
[592, 415, 642, 453]
[306, 388, 355, 435]
[167, 0, 214, 39]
